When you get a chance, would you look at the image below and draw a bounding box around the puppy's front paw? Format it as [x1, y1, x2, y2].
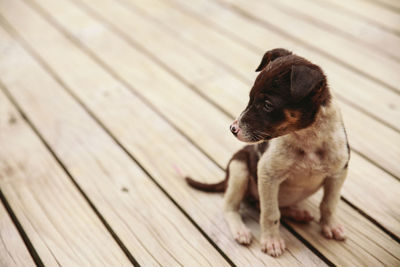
[261, 235, 286, 257]
[234, 227, 252, 245]
[321, 223, 346, 240]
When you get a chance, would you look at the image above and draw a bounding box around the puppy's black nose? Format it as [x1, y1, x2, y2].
[230, 124, 239, 135]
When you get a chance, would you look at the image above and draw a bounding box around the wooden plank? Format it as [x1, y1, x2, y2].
[123, 0, 400, 136]
[271, 0, 400, 60]
[126, 0, 400, 178]
[341, 153, 400, 239]
[127, 0, 400, 238]
[321, 0, 400, 34]
[218, 0, 400, 93]
[22, 0, 242, 168]
[339, 103, 400, 178]
[0, 0, 325, 265]
[84, 0, 400, 240]
[239, 188, 400, 266]
[136, 0, 400, 178]
[0, 201, 35, 267]
[129, 0, 400, 176]
[166, 0, 400, 133]
[372, 0, 400, 10]
[0, 19, 230, 267]
[77, 0, 400, 214]
[15, 0, 400, 265]
[290, 191, 400, 266]
[0, 89, 131, 266]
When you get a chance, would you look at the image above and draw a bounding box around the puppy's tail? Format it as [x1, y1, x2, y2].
[185, 176, 226, 193]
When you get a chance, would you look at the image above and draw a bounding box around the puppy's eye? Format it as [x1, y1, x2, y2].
[264, 100, 274, 112]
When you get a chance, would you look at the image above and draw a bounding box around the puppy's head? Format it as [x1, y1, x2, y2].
[230, 48, 330, 143]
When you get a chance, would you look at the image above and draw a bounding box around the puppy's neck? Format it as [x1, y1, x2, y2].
[281, 98, 342, 149]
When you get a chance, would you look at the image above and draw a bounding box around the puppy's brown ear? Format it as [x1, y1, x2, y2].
[255, 48, 292, 72]
[290, 65, 324, 102]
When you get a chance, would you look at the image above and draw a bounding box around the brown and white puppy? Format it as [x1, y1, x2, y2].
[186, 48, 350, 257]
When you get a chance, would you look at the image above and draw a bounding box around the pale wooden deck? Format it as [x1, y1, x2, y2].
[0, 0, 399, 266]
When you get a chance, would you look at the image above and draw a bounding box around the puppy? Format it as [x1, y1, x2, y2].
[186, 48, 350, 257]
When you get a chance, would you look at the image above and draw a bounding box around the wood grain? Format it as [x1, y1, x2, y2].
[167, 0, 400, 132]
[0, 0, 327, 265]
[139, 0, 400, 238]
[291, 191, 400, 266]
[321, 0, 400, 34]
[239, 187, 400, 266]
[219, 0, 400, 92]
[65, 0, 400, 239]
[98, 0, 400, 181]
[12, 0, 400, 265]
[272, 0, 400, 60]
[0, 0, 399, 265]
[0, 201, 35, 267]
[0, 89, 131, 266]
[0, 18, 230, 267]
[125, 0, 400, 178]
[372, 0, 400, 10]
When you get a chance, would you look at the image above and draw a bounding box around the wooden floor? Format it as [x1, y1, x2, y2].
[0, 0, 399, 266]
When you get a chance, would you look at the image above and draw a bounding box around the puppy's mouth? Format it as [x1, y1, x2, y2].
[230, 120, 273, 143]
[234, 129, 272, 143]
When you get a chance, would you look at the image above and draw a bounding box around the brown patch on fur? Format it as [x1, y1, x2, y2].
[186, 142, 268, 205]
[185, 176, 226, 192]
[255, 48, 293, 72]
[223, 142, 269, 205]
[237, 50, 331, 143]
[274, 109, 302, 135]
[186, 48, 349, 254]
[284, 109, 300, 124]
[187, 49, 333, 202]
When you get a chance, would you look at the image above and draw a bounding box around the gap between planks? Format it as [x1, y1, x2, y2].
[0, 193, 37, 267]
[55, 0, 400, 244]
[215, 0, 400, 95]
[366, 0, 400, 13]
[3, 0, 400, 266]
[24, 0, 400, 245]
[74, 0, 400, 244]
[318, 0, 400, 36]
[0, 86, 135, 266]
[267, 0, 400, 62]
[124, 0, 400, 176]
[73, 0, 400, 180]
[0, 22, 232, 267]
[161, 0, 400, 134]
[0, 1, 323, 266]
[124, 0, 400, 237]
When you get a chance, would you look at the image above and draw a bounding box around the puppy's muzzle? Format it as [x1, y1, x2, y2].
[230, 120, 240, 136]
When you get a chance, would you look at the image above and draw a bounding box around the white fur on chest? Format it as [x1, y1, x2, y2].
[258, 101, 348, 207]
[292, 150, 325, 172]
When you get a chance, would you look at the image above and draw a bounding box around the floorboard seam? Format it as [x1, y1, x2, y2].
[3, 0, 398, 264]
[0, 6, 234, 265]
[0, 189, 45, 267]
[0, 52, 140, 267]
[213, 0, 400, 95]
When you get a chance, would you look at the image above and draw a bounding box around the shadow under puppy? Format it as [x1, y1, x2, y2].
[186, 48, 350, 257]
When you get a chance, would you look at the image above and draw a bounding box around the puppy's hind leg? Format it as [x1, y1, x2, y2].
[223, 160, 252, 245]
